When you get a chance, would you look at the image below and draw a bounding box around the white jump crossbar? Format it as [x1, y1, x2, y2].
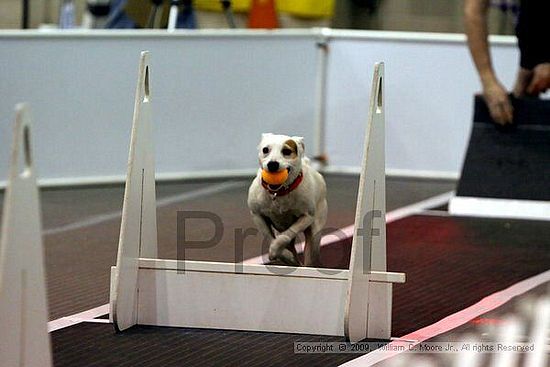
[0, 104, 52, 367]
[111, 52, 405, 341]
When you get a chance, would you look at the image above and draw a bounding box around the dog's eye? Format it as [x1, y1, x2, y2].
[282, 148, 292, 156]
[262, 147, 269, 154]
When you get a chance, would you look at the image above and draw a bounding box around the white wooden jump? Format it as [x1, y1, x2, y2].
[0, 104, 52, 367]
[110, 51, 405, 342]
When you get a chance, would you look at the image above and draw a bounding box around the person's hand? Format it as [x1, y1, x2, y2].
[526, 63, 550, 95]
[513, 67, 533, 97]
[482, 79, 513, 125]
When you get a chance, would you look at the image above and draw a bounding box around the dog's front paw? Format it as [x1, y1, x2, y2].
[268, 236, 300, 266]
[268, 235, 291, 260]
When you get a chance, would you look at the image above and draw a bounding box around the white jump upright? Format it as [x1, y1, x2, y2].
[112, 51, 158, 332]
[0, 104, 52, 367]
[346, 63, 394, 341]
[111, 53, 405, 342]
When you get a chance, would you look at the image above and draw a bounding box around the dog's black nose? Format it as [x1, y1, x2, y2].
[267, 161, 280, 172]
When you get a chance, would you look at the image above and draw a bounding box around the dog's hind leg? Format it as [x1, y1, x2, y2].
[286, 238, 302, 266]
[303, 227, 321, 267]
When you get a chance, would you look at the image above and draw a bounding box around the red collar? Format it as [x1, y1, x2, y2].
[261, 171, 303, 198]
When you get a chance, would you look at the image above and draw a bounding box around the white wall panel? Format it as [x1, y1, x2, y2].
[0, 31, 319, 185]
[325, 32, 518, 177]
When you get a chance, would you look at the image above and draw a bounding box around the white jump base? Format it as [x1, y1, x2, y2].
[449, 196, 550, 221]
[111, 259, 404, 336]
[110, 52, 405, 342]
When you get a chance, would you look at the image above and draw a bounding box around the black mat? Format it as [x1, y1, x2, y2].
[52, 323, 365, 367]
[456, 95, 550, 200]
[51, 214, 550, 367]
[319, 214, 550, 336]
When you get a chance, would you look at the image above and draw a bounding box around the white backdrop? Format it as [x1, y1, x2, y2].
[0, 29, 518, 186]
[0, 30, 320, 186]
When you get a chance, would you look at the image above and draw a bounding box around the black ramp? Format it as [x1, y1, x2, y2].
[456, 95, 550, 200]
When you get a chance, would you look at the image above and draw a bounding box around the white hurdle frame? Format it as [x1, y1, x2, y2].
[0, 104, 52, 367]
[110, 52, 405, 341]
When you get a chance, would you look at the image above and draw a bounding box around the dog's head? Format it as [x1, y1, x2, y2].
[257, 133, 305, 182]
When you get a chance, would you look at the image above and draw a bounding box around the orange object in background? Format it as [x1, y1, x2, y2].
[248, 0, 278, 28]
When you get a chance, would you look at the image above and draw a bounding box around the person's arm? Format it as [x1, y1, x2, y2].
[464, 0, 513, 124]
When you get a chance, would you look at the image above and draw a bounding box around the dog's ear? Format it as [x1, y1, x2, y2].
[292, 136, 305, 157]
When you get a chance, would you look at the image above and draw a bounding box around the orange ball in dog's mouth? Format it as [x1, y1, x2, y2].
[261, 169, 289, 185]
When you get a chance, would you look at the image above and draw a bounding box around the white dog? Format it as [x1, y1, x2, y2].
[247, 133, 327, 267]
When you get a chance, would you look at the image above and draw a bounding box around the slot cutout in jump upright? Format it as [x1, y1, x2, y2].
[110, 51, 405, 342]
